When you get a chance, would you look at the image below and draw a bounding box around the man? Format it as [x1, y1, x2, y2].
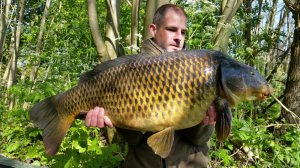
[85, 4, 216, 168]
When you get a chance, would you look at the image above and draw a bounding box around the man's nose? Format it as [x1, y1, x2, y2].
[174, 31, 183, 41]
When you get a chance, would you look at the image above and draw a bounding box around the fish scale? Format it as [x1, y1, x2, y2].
[29, 49, 275, 158]
[59, 53, 216, 132]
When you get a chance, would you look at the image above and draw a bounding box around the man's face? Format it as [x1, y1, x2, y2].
[150, 10, 187, 52]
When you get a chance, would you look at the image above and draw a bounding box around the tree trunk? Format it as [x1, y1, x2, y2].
[254, 0, 263, 35]
[29, 0, 51, 81]
[87, 0, 110, 63]
[268, 0, 279, 30]
[0, 0, 12, 83]
[282, 0, 300, 122]
[130, 0, 140, 54]
[264, 0, 279, 73]
[243, 0, 253, 65]
[105, 0, 120, 60]
[213, 0, 243, 53]
[20, 2, 39, 81]
[142, 0, 168, 40]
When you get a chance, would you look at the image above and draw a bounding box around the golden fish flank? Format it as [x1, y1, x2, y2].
[29, 50, 275, 158]
[61, 52, 216, 132]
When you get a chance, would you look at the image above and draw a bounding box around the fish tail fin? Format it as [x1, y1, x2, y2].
[28, 93, 74, 156]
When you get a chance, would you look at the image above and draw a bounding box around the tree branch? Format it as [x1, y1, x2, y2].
[87, 0, 110, 62]
[283, 0, 299, 14]
[266, 43, 291, 82]
[270, 93, 300, 126]
[254, 123, 300, 128]
[106, 0, 120, 39]
[262, 95, 284, 114]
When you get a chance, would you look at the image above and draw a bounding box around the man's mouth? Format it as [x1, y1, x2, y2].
[170, 44, 179, 49]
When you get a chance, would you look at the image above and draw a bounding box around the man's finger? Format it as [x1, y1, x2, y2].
[104, 116, 114, 128]
[90, 108, 98, 127]
[97, 107, 105, 128]
[201, 116, 209, 126]
[207, 105, 215, 125]
[85, 109, 93, 127]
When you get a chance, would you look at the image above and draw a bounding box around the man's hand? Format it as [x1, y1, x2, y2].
[201, 103, 217, 126]
[85, 107, 114, 128]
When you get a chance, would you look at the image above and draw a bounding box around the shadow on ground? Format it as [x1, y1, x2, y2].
[0, 155, 46, 168]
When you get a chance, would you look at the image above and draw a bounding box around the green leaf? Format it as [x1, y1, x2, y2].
[25, 150, 40, 159]
[64, 157, 73, 168]
[5, 142, 21, 153]
[114, 155, 124, 161]
[31, 160, 40, 166]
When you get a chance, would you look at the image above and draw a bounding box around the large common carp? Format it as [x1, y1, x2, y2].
[29, 50, 275, 158]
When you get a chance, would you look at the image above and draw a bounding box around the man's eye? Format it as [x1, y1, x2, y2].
[181, 32, 186, 35]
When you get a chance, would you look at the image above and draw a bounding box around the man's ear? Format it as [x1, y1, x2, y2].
[149, 24, 156, 38]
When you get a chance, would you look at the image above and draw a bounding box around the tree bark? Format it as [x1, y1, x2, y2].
[243, 0, 253, 65]
[142, 0, 168, 40]
[254, 0, 263, 35]
[105, 0, 120, 60]
[265, 0, 279, 70]
[213, 0, 243, 53]
[29, 0, 51, 81]
[268, 0, 279, 30]
[130, 0, 140, 54]
[87, 0, 110, 63]
[0, 0, 12, 83]
[20, 2, 39, 81]
[282, 0, 300, 122]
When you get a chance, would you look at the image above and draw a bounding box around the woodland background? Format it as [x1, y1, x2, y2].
[0, 0, 300, 167]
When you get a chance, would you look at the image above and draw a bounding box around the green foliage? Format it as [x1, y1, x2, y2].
[0, 109, 125, 167]
[210, 117, 300, 167]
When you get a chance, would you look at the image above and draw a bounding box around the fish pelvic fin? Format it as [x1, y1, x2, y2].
[28, 93, 74, 156]
[214, 98, 232, 142]
[147, 126, 175, 158]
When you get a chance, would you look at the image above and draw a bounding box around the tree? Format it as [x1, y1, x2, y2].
[29, 0, 51, 82]
[0, 0, 12, 77]
[142, 0, 169, 40]
[282, 0, 300, 123]
[130, 0, 140, 54]
[7, 0, 26, 110]
[212, 0, 243, 53]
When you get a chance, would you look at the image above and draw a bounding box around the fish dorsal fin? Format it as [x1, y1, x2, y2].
[78, 54, 146, 85]
[141, 39, 165, 57]
[147, 126, 175, 158]
[79, 39, 165, 85]
[214, 98, 232, 142]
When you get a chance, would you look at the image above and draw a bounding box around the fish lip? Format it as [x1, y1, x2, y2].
[260, 84, 276, 99]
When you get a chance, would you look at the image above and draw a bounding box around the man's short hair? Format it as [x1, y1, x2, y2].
[152, 4, 187, 30]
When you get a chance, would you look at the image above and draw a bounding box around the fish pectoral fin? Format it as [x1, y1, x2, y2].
[75, 110, 88, 120]
[147, 126, 175, 158]
[214, 98, 232, 142]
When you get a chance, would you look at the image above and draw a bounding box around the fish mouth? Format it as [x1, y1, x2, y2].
[259, 84, 276, 100]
